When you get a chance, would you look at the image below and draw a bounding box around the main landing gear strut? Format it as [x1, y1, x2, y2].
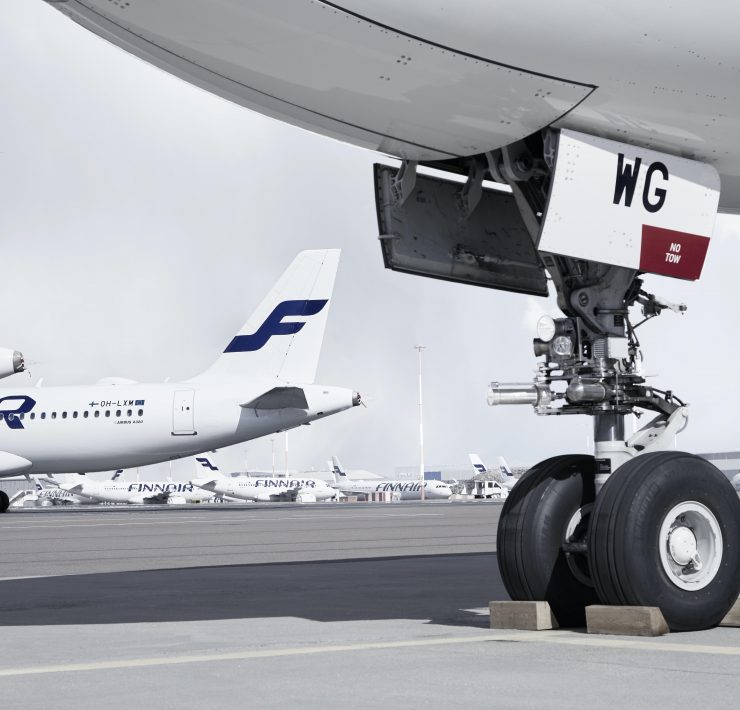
[491, 258, 740, 631]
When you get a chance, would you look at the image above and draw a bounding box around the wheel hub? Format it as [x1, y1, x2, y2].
[563, 504, 593, 587]
[667, 525, 699, 568]
[659, 502, 722, 590]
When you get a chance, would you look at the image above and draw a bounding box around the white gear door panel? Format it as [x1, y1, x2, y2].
[539, 129, 720, 280]
[172, 390, 195, 436]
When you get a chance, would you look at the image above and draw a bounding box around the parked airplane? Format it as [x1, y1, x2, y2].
[45, 0, 740, 629]
[192, 471, 338, 503]
[62, 474, 217, 505]
[35, 473, 102, 506]
[328, 455, 382, 481]
[0, 250, 359, 512]
[469, 454, 517, 491]
[8, 480, 62, 508]
[331, 456, 452, 501]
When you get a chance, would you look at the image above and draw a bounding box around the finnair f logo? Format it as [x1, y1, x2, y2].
[224, 300, 328, 353]
[0, 395, 36, 429]
[196, 457, 219, 471]
[474, 464, 486, 474]
[112, 470, 123, 481]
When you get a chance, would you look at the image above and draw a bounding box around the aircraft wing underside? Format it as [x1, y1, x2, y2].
[45, 0, 594, 160]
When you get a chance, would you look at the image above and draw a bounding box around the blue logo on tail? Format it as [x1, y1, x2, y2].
[224, 300, 328, 353]
[196, 457, 219, 471]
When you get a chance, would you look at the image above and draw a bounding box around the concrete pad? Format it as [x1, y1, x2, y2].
[587, 605, 669, 637]
[719, 599, 740, 627]
[489, 601, 558, 631]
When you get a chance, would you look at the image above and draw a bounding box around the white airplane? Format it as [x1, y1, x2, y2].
[62, 466, 218, 505]
[469, 454, 517, 491]
[192, 476, 338, 503]
[7, 479, 82, 508]
[192, 470, 338, 503]
[0, 250, 359, 511]
[34, 473, 103, 506]
[44, 0, 740, 630]
[191, 452, 339, 502]
[331, 456, 452, 501]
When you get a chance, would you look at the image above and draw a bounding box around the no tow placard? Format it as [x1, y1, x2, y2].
[539, 129, 720, 280]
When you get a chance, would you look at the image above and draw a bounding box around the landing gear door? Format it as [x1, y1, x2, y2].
[539, 129, 721, 281]
[172, 390, 196, 436]
[374, 164, 548, 297]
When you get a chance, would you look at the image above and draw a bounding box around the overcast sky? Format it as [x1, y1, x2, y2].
[2, 2, 740, 479]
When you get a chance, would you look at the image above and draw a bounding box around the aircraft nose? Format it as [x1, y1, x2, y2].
[191, 478, 217, 491]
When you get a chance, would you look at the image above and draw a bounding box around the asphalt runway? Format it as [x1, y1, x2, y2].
[0, 501, 738, 709]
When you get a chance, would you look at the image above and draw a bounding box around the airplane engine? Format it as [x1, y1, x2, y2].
[0, 348, 25, 379]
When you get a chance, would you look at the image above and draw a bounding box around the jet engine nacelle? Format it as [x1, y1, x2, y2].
[0, 348, 25, 380]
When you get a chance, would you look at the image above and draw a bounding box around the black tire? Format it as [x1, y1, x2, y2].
[0, 490, 9, 513]
[588, 451, 740, 632]
[497, 454, 599, 626]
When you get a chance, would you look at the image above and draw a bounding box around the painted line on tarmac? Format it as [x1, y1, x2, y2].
[0, 512, 443, 531]
[1, 630, 739, 677]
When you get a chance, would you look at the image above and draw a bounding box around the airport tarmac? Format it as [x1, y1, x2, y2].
[0, 501, 738, 709]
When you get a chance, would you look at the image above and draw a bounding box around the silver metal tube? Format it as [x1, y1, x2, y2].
[594, 413, 625, 443]
[566, 380, 609, 403]
[487, 382, 539, 406]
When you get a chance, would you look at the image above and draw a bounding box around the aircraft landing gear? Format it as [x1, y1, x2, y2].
[588, 451, 740, 631]
[0, 490, 9, 513]
[497, 454, 598, 626]
[491, 257, 740, 630]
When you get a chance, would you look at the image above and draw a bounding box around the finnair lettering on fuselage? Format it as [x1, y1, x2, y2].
[126, 482, 194, 493]
[252, 479, 316, 489]
[38, 488, 74, 499]
[376, 482, 421, 493]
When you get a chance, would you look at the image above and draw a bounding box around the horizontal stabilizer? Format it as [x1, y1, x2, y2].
[242, 387, 308, 410]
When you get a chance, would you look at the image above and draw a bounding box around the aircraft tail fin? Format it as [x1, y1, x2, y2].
[497, 456, 514, 477]
[468, 454, 488, 475]
[193, 250, 340, 384]
[331, 455, 347, 478]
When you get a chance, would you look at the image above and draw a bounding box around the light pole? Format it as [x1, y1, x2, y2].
[284, 431, 289, 476]
[270, 438, 275, 476]
[415, 345, 426, 501]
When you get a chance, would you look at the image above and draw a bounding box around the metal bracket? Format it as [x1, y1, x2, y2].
[628, 406, 689, 454]
[390, 160, 417, 207]
[458, 160, 484, 218]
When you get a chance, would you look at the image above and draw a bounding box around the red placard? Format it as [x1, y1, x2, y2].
[639, 225, 710, 280]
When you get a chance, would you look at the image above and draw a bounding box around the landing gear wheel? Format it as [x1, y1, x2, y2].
[0, 490, 9, 513]
[497, 454, 599, 626]
[588, 451, 740, 631]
